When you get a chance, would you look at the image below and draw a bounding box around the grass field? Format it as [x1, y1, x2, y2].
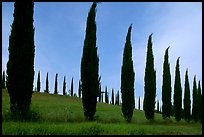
[2, 89, 202, 135]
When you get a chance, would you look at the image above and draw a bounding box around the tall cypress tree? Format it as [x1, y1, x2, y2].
[162, 47, 172, 119]
[71, 77, 74, 96]
[81, 2, 99, 121]
[37, 71, 41, 92]
[63, 76, 66, 95]
[192, 76, 198, 122]
[138, 96, 140, 110]
[78, 80, 82, 98]
[143, 34, 156, 120]
[115, 90, 119, 106]
[45, 72, 49, 93]
[157, 100, 160, 113]
[111, 88, 114, 105]
[105, 86, 109, 104]
[54, 73, 58, 94]
[98, 83, 101, 102]
[197, 80, 202, 122]
[121, 25, 135, 122]
[2, 70, 6, 89]
[6, 1, 35, 120]
[183, 69, 191, 122]
[173, 57, 182, 121]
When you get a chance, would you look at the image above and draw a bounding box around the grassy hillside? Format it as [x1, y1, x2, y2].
[2, 89, 202, 135]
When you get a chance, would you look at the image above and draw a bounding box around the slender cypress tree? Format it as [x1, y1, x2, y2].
[162, 47, 172, 119]
[105, 86, 109, 104]
[143, 34, 156, 120]
[173, 57, 182, 121]
[121, 25, 135, 122]
[54, 73, 58, 94]
[71, 77, 74, 96]
[45, 72, 49, 93]
[2, 71, 6, 89]
[78, 80, 82, 98]
[37, 71, 41, 92]
[157, 100, 160, 113]
[6, 1, 35, 120]
[192, 76, 198, 122]
[138, 96, 140, 110]
[183, 69, 191, 122]
[63, 76, 66, 95]
[81, 2, 99, 121]
[197, 80, 202, 122]
[115, 90, 119, 106]
[111, 88, 114, 105]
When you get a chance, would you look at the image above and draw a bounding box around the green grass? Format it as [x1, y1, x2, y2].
[2, 89, 202, 135]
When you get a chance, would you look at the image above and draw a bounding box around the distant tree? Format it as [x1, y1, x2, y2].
[37, 71, 41, 92]
[6, 1, 35, 120]
[80, 2, 99, 121]
[173, 57, 182, 121]
[2, 70, 6, 89]
[98, 83, 101, 102]
[105, 86, 109, 104]
[115, 90, 120, 106]
[54, 73, 58, 94]
[156, 100, 160, 113]
[71, 77, 74, 96]
[63, 76, 66, 95]
[143, 34, 156, 120]
[197, 80, 202, 122]
[121, 25, 135, 122]
[45, 72, 49, 93]
[183, 69, 191, 122]
[111, 88, 114, 105]
[192, 76, 199, 122]
[162, 47, 172, 119]
[138, 96, 140, 110]
[78, 80, 82, 98]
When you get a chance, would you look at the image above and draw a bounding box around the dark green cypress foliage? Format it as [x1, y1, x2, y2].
[80, 2, 99, 121]
[6, 1, 35, 120]
[183, 69, 191, 122]
[98, 83, 101, 102]
[71, 77, 74, 96]
[192, 76, 199, 122]
[173, 57, 182, 121]
[143, 34, 156, 120]
[37, 71, 40, 92]
[45, 72, 49, 93]
[2, 70, 6, 89]
[197, 81, 202, 122]
[63, 76, 66, 95]
[54, 73, 58, 94]
[138, 96, 140, 110]
[78, 80, 82, 98]
[162, 47, 172, 119]
[111, 88, 114, 105]
[121, 25, 135, 122]
[157, 100, 160, 113]
[105, 86, 109, 104]
[115, 90, 119, 106]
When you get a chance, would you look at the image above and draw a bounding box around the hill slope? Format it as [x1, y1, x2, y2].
[2, 89, 202, 135]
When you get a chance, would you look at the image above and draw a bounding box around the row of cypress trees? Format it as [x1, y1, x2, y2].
[5, 1, 201, 123]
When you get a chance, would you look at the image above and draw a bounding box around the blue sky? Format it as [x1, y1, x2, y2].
[2, 2, 202, 109]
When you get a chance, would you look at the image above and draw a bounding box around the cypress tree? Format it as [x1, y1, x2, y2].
[192, 76, 199, 122]
[138, 96, 140, 110]
[78, 80, 82, 98]
[45, 72, 49, 93]
[63, 76, 66, 95]
[80, 2, 99, 121]
[115, 90, 119, 106]
[37, 71, 40, 92]
[105, 86, 109, 104]
[162, 47, 172, 119]
[173, 57, 182, 121]
[71, 77, 74, 96]
[121, 25, 135, 122]
[157, 100, 160, 113]
[143, 34, 156, 120]
[6, 1, 35, 120]
[197, 80, 202, 122]
[54, 73, 58, 94]
[111, 88, 114, 105]
[183, 69, 191, 122]
[2, 70, 6, 89]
